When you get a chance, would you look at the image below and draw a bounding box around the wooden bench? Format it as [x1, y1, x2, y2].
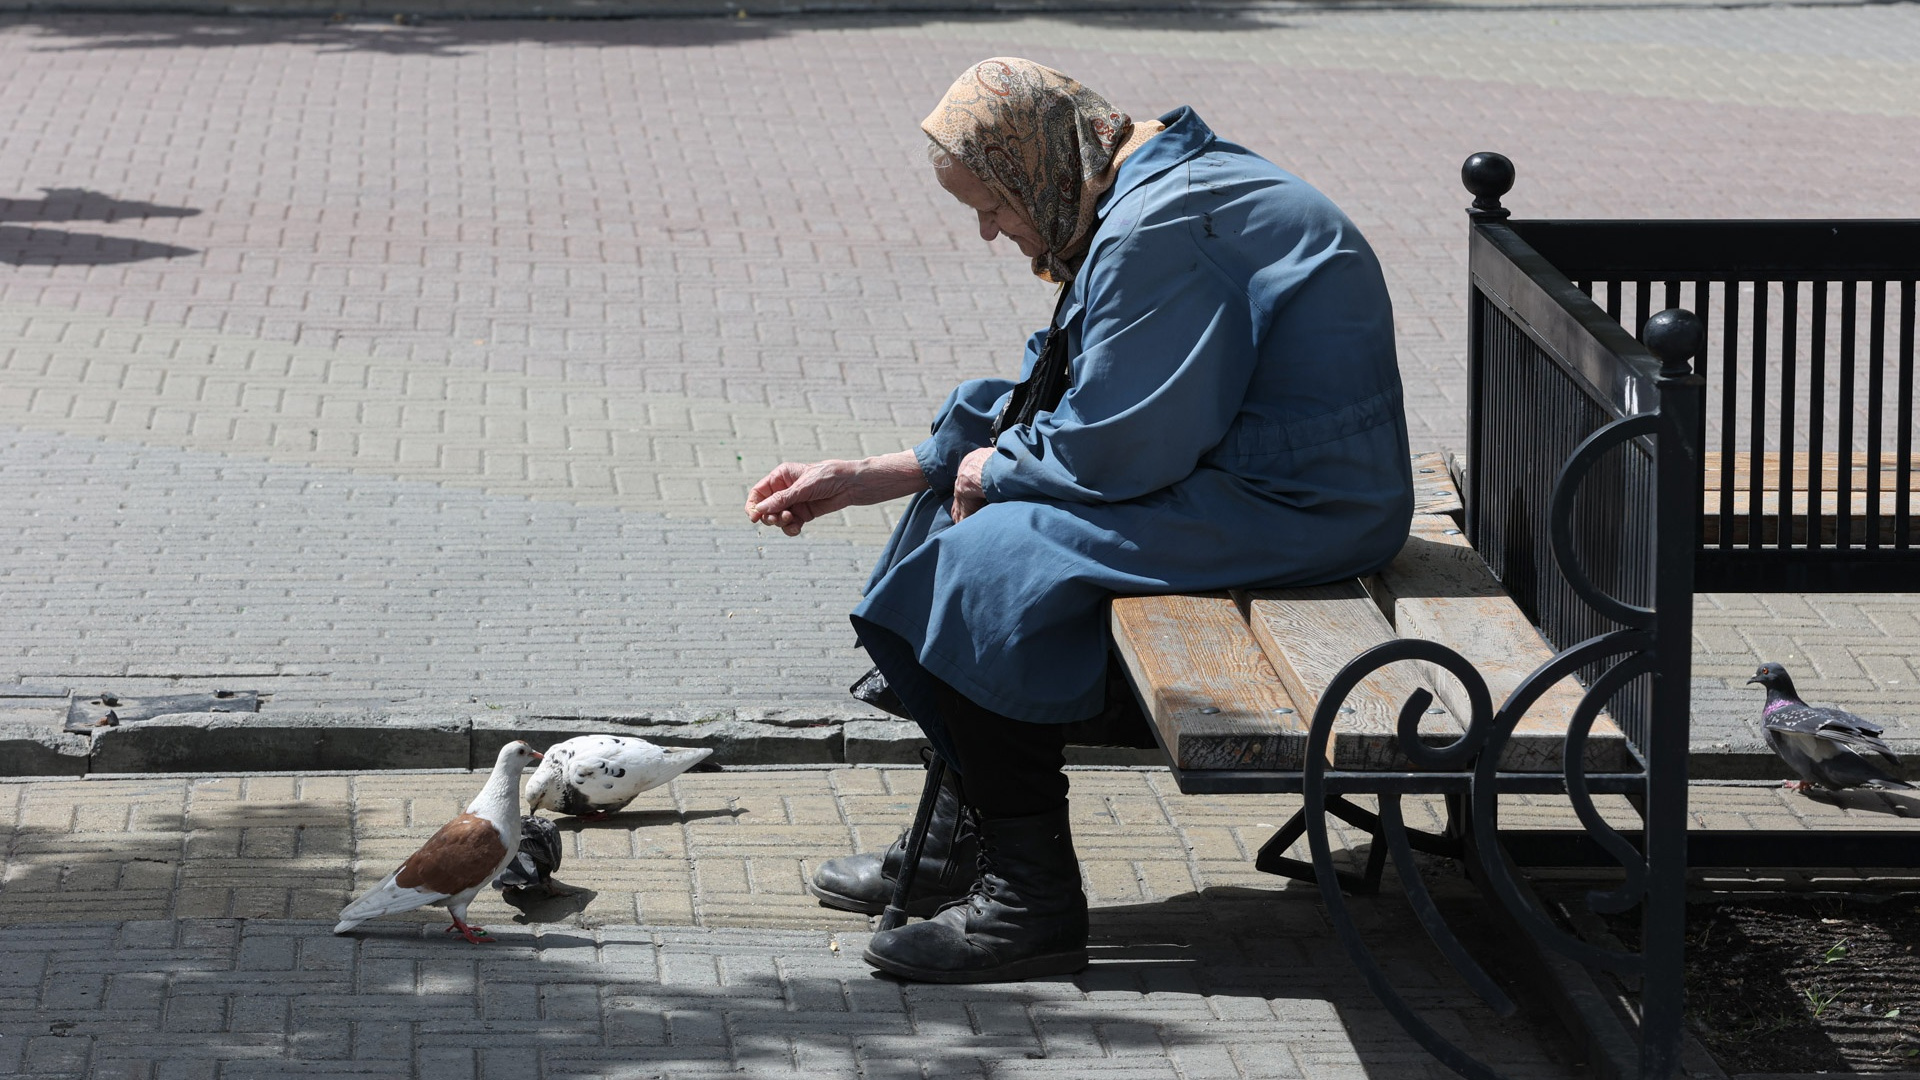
[1112, 451, 1630, 778]
[1108, 451, 1633, 890]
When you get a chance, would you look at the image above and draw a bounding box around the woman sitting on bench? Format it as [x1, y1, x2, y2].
[745, 57, 1414, 984]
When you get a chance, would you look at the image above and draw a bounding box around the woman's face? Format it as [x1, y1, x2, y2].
[935, 161, 1044, 258]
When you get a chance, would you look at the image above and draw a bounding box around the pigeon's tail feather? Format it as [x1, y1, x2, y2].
[335, 873, 448, 928]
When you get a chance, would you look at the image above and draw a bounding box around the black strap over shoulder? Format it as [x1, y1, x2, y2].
[988, 289, 1077, 446]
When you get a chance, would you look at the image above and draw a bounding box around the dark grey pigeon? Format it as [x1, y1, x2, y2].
[494, 814, 566, 896]
[1748, 662, 1913, 792]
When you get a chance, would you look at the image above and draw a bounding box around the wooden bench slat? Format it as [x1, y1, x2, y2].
[1411, 450, 1463, 516]
[1703, 451, 1919, 494]
[1702, 491, 1920, 545]
[1369, 515, 1631, 772]
[1240, 583, 1463, 770]
[1109, 594, 1310, 772]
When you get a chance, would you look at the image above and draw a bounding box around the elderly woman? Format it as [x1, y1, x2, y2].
[747, 59, 1412, 983]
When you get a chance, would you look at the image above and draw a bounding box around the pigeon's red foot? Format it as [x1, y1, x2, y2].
[446, 918, 494, 944]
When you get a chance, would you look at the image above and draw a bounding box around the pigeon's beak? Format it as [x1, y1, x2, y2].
[1746, 676, 1764, 685]
[530, 750, 545, 760]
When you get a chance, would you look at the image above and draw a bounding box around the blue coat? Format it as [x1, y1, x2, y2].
[853, 108, 1413, 729]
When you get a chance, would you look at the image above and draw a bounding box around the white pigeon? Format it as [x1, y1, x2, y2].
[524, 735, 713, 820]
[334, 740, 544, 943]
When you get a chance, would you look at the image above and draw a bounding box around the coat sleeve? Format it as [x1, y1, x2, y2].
[979, 221, 1258, 505]
[912, 375, 1019, 494]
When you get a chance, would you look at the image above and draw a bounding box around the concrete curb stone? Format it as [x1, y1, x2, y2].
[0, 696, 1873, 779]
[640, 716, 843, 765]
[87, 710, 471, 773]
[841, 718, 929, 764]
[0, 706, 90, 777]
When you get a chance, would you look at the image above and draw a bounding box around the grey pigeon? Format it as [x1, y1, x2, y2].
[494, 814, 565, 896]
[1748, 662, 1913, 792]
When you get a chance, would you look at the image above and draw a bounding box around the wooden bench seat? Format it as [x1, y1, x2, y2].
[1111, 452, 1631, 783]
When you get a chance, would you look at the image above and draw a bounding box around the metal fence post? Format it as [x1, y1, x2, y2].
[1640, 308, 1706, 1079]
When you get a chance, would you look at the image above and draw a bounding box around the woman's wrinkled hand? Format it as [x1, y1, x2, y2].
[746, 451, 929, 537]
[951, 446, 994, 523]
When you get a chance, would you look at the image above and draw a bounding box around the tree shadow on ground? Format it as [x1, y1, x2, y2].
[3, 7, 1307, 58]
[0, 187, 200, 267]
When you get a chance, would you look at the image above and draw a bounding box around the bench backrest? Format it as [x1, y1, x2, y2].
[1516, 220, 1920, 591]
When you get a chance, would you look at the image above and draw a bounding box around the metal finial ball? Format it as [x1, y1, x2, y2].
[1642, 308, 1705, 376]
[1462, 152, 1515, 215]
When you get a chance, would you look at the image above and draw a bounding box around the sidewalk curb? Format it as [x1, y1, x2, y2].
[0, 702, 1168, 776]
[0, 699, 1863, 779]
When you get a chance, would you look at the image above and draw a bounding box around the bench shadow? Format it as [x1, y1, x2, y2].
[1083, 882, 1581, 1071]
[0, 187, 201, 266]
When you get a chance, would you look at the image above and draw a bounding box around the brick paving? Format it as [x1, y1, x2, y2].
[10, 765, 1915, 1078]
[0, 7, 1918, 757]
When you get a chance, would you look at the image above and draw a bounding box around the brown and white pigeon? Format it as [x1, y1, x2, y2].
[1748, 662, 1913, 792]
[334, 740, 544, 942]
[524, 735, 712, 820]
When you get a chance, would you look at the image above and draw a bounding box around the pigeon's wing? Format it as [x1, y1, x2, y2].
[335, 869, 450, 931]
[495, 850, 541, 890]
[1812, 717, 1900, 759]
[1809, 750, 1913, 790]
[1763, 703, 1838, 737]
[1809, 704, 1887, 739]
[336, 813, 508, 931]
[1764, 725, 1822, 785]
[521, 815, 563, 878]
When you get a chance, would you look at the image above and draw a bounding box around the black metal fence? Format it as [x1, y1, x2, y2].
[1513, 221, 1920, 592]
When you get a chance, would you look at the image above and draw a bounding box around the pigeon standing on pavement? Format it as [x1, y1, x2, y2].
[524, 735, 713, 820]
[1748, 662, 1913, 792]
[494, 814, 568, 898]
[334, 740, 544, 942]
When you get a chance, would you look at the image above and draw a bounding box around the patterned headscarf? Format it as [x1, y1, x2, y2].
[922, 58, 1159, 283]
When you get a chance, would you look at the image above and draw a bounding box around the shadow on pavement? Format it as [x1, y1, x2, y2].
[0, 187, 200, 267]
[554, 806, 747, 829]
[4, 8, 1290, 57]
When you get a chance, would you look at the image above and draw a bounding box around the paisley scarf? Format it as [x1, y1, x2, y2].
[922, 58, 1160, 283]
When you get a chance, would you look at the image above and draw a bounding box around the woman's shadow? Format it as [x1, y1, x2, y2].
[0, 187, 200, 266]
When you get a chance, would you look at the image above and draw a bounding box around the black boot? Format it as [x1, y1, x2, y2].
[809, 761, 977, 917]
[861, 806, 1088, 983]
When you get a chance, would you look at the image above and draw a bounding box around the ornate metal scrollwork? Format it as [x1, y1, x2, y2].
[1298, 409, 1673, 1078]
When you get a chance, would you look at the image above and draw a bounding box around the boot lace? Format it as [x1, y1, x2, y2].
[936, 807, 996, 914]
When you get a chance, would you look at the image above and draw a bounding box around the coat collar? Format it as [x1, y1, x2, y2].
[1097, 106, 1216, 219]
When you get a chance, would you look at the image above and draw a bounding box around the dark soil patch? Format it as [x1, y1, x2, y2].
[1614, 894, 1920, 1073]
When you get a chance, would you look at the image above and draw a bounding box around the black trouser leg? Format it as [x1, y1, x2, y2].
[934, 682, 1069, 819]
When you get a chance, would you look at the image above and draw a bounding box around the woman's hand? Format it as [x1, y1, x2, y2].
[746, 451, 929, 536]
[951, 446, 994, 522]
